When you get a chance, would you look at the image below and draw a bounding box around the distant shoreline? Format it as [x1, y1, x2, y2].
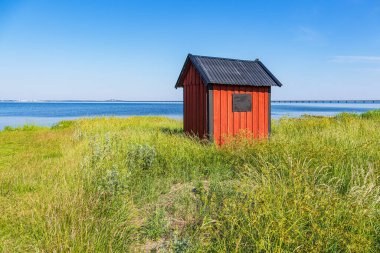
[0, 100, 183, 103]
[1, 99, 379, 104]
[272, 100, 380, 104]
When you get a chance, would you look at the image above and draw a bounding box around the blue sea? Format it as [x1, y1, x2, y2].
[0, 102, 379, 130]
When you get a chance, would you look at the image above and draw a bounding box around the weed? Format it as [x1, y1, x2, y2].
[126, 144, 156, 170]
[0, 111, 379, 252]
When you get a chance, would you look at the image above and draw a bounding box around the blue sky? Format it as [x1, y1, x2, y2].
[0, 0, 379, 100]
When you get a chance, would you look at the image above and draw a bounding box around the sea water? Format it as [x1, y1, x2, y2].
[0, 102, 379, 130]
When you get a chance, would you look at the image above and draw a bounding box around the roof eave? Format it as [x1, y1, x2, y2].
[255, 60, 283, 87]
[175, 53, 211, 88]
[209, 82, 280, 87]
[174, 54, 191, 89]
[188, 54, 211, 85]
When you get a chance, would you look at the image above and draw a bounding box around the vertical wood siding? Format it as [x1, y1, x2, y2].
[212, 84, 269, 145]
[183, 63, 207, 138]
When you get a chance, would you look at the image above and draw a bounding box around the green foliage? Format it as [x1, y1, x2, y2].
[1, 124, 45, 132]
[126, 144, 157, 170]
[2, 126, 13, 131]
[143, 208, 169, 240]
[173, 237, 190, 252]
[51, 120, 74, 129]
[361, 109, 380, 119]
[0, 113, 379, 252]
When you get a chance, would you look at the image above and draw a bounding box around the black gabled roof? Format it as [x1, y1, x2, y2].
[175, 54, 283, 88]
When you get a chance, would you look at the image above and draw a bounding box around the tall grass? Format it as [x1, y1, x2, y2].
[0, 111, 379, 252]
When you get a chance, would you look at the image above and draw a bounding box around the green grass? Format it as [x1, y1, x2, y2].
[0, 111, 379, 252]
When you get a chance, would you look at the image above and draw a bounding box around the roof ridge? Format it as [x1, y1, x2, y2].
[190, 54, 259, 63]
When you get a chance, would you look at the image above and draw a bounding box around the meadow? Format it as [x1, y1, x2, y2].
[0, 110, 379, 252]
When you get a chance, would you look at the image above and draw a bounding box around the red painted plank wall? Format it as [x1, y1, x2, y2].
[212, 84, 269, 145]
[183, 63, 207, 138]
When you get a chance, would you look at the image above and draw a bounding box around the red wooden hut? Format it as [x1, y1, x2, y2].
[175, 54, 283, 144]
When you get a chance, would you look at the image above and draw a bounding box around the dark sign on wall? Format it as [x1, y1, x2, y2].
[232, 94, 252, 112]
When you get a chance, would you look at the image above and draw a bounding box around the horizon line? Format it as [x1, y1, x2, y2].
[1, 99, 380, 103]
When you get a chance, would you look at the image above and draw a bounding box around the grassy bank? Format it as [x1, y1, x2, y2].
[0, 111, 379, 252]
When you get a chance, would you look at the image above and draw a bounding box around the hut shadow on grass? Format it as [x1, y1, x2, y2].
[160, 127, 212, 146]
[160, 127, 184, 136]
